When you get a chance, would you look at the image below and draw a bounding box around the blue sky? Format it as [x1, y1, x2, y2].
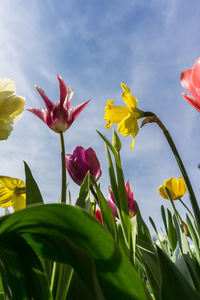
[1, 0, 200, 231]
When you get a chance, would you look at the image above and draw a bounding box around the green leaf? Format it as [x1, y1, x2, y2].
[0, 233, 52, 300]
[166, 188, 191, 255]
[136, 203, 151, 243]
[76, 172, 90, 212]
[24, 161, 44, 206]
[161, 205, 168, 235]
[167, 209, 177, 252]
[186, 215, 200, 264]
[157, 246, 200, 300]
[149, 217, 158, 235]
[0, 204, 147, 300]
[93, 181, 117, 242]
[97, 131, 131, 245]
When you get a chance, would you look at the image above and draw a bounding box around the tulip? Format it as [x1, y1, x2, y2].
[65, 146, 101, 185]
[107, 181, 136, 218]
[0, 78, 25, 140]
[104, 83, 146, 149]
[95, 209, 102, 223]
[158, 176, 186, 200]
[27, 75, 90, 133]
[180, 57, 200, 111]
[0, 176, 26, 211]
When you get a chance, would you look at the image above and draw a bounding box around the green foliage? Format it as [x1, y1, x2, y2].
[0, 204, 147, 300]
[24, 161, 44, 206]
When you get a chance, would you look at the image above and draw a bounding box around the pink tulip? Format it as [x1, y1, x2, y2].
[180, 57, 200, 111]
[27, 75, 90, 133]
[65, 146, 101, 185]
[107, 181, 136, 218]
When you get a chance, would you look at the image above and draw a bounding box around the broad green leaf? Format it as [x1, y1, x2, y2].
[184, 255, 200, 294]
[0, 204, 147, 300]
[24, 161, 44, 206]
[0, 233, 52, 300]
[157, 246, 200, 300]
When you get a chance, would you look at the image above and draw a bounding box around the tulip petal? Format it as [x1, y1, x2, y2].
[107, 200, 118, 218]
[35, 85, 55, 112]
[27, 108, 47, 123]
[68, 100, 90, 124]
[182, 93, 200, 112]
[65, 153, 88, 185]
[57, 74, 68, 107]
[180, 69, 200, 103]
[85, 147, 101, 180]
[192, 57, 200, 88]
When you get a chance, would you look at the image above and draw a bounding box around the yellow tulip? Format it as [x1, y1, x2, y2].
[104, 83, 145, 149]
[158, 176, 186, 200]
[0, 78, 25, 140]
[0, 176, 26, 211]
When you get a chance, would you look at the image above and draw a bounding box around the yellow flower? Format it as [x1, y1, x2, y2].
[0, 176, 26, 211]
[0, 78, 25, 140]
[104, 83, 145, 149]
[158, 176, 186, 200]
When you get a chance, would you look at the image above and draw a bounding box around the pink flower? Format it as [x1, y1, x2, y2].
[65, 146, 101, 185]
[27, 75, 90, 133]
[107, 181, 136, 218]
[180, 57, 200, 111]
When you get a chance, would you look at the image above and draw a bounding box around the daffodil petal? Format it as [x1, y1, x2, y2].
[12, 194, 26, 211]
[130, 136, 135, 149]
[0, 122, 13, 140]
[117, 113, 139, 137]
[104, 99, 129, 129]
[121, 82, 130, 93]
[121, 91, 138, 110]
[0, 187, 14, 204]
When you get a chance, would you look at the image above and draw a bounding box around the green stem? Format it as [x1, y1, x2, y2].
[178, 198, 196, 223]
[143, 115, 200, 233]
[90, 185, 99, 205]
[59, 132, 66, 204]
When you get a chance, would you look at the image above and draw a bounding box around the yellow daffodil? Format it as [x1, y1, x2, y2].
[0, 176, 26, 211]
[104, 83, 145, 149]
[158, 176, 186, 200]
[0, 78, 25, 140]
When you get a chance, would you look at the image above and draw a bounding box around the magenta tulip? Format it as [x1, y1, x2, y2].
[107, 181, 136, 218]
[180, 57, 200, 112]
[65, 146, 101, 185]
[27, 75, 90, 133]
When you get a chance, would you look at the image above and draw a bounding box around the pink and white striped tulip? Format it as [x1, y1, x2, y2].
[27, 75, 90, 133]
